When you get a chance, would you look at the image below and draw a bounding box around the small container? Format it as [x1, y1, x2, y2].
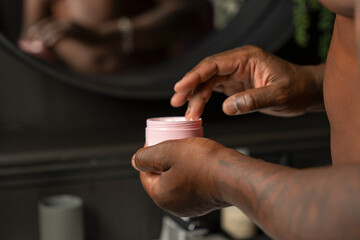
[38, 195, 84, 240]
[145, 117, 203, 146]
[221, 206, 257, 239]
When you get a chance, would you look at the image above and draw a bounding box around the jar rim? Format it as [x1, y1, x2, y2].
[147, 117, 202, 128]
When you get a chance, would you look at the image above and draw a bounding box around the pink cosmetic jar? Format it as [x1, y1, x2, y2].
[145, 117, 203, 146]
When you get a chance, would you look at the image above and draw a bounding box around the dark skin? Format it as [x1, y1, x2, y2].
[133, 1, 360, 239]
[19, 0, 212, 73]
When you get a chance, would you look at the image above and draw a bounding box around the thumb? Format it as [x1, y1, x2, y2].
[222, 85, 281, 115]
[132, 143, 174, 173]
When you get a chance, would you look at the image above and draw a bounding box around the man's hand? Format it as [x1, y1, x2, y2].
[171, 46, 324, 120]
[132, 137, 231, 217]
[18, 19, 106, 54]
[132, 137, 360, 240]
[19, 18, 77, 49]
[18, 18, 79, 61]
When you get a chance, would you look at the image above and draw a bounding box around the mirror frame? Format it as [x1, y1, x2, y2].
[0, 0, 293, 99]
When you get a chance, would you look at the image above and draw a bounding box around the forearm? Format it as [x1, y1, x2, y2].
[215, 149, 360, 240]
[21, 0, 50, 31]
[99, 0, 211, 52]
[132, 0, 206, 50]
[53, 38, 119, 73]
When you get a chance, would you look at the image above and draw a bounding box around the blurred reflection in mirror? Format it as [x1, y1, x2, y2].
[18, 0, 213, 74]
[210, 0, 244, 30]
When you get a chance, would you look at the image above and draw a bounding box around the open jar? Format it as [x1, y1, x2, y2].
[145, 117, 203, 146]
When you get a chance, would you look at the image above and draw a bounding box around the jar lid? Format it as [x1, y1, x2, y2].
[146, 117, 202, 130]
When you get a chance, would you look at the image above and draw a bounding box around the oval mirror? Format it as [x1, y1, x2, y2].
[0, 0, 293, 99]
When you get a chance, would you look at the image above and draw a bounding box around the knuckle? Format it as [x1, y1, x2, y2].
[236, 94, 257, 111]
[200, 56, 217, 69]
[152, 191, 164, 207]
[202, 55, 215, 63]
[192, 92, 207, 103]
[247, 45, 263, 53]
[246, 45, 266, 59]
[183, 71, 193, 80]
[277, 92, 289, 105]
[275, 85, 291, 105]
[152, 186, 173, 210]
[158, 195, 171, 208]
[236, 45, 262, 52]
[233, 45, 267, 62]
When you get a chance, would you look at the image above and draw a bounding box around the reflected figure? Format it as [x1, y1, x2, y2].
[18, 0, 213, 73]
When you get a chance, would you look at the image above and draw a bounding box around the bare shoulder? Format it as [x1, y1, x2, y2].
[318, 0, 354, 17]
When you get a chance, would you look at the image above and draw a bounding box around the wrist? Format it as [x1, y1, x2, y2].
[303, 64, 325, 92]
[94, 18, 135, 54]
[95, 21, 119, 39]
[300, 64, 326, 112]
[212, 148, 260, 209]
[117, 17, 134, 54]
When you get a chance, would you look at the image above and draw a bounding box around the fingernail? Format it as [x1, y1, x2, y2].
[170, 95, 176, 105]
[185, 106, 192, 120]
[131, 154, 139, 171]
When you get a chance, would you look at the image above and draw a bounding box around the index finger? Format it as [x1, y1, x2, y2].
[171, 57, 219, 108]
[174, 57, 218, 94]
[172, 48, 248, 108]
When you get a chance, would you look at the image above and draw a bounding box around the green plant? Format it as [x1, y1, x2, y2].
[293, 0, 335, 61]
